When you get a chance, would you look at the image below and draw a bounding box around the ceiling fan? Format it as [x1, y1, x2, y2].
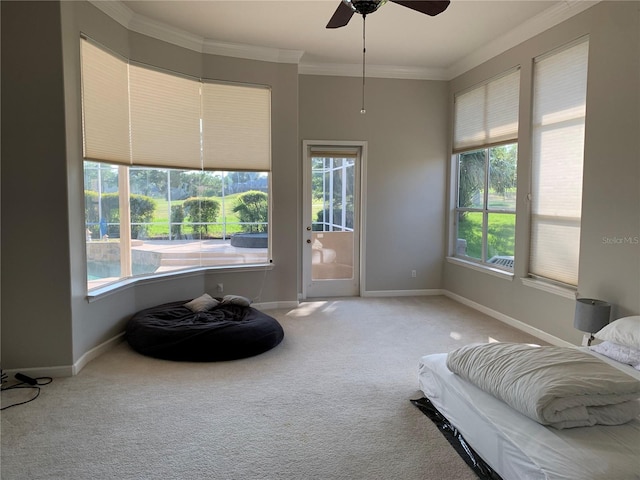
[326, 0, 451, 29]
[325, 1, 451, 114]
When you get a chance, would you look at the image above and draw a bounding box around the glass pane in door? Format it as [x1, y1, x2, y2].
[311, 156, 355, 280]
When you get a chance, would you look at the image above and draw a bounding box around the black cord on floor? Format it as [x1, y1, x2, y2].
[1, 377, 53, 411]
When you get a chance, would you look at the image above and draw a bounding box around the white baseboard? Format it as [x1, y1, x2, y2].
[2, 332, 126, 379]
[73, 332, 126, 375]
[253, 300, 299, 310]
[443, 290, 574, 347]
[2, 364, 75, 380]
[362, 289, 444, 297]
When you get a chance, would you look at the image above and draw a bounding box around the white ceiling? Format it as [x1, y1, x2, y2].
[95, 0, 596, 79]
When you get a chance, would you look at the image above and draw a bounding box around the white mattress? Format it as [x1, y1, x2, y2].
[418, 349, 640, 480]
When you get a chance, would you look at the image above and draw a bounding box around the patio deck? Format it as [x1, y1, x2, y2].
[87, 239, 268, 291]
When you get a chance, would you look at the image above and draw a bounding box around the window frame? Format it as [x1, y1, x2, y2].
[85, 163, 272, 293]
[453, 143, 518, 272]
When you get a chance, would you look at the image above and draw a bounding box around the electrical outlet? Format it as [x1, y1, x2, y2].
[217, 283, 224, 293]
[411, 270, 416, 278]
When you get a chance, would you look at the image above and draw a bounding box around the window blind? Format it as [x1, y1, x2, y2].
[129, 63, 202, 169]
[80, 37, 271, 171]
[202, 82, 271, 171]
[453, 68, 520, 153]
[530, 38, 589, 286]
[80, 40, 130, 164]
[310, 147, 358, 158]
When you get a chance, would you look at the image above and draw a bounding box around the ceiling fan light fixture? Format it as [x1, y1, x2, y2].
[326, 0, 451, 113]
[327, 0, 450, 29]
[343, 0, 388, 15]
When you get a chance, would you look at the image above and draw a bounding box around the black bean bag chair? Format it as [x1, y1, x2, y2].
[125, 298, 284, 361]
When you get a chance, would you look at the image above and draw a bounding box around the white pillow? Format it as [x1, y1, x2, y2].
[594, 315, 640, 349]
[221, 294, 252, 307]
[590, 341, 640, 370]
[184, 293, 219, 312]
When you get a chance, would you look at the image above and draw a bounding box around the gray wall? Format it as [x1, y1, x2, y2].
[443, 1, 640, 344]
[2, 1, 299, 372]
[1, 1, 74, 368]
[299, 75, 449, 292]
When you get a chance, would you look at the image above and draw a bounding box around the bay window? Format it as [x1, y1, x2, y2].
[81, 37, 271, 292]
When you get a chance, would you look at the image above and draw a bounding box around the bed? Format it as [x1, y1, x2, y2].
[416, 316, 640, 480]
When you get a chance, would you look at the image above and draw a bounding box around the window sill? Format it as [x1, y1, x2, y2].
[446, 256, 514, 281]
[86, 263, 274, 303]
[520, 277, 577, 300]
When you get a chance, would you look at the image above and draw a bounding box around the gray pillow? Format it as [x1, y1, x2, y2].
[184, 293, 219, 312]
[221, 294, 252, 307]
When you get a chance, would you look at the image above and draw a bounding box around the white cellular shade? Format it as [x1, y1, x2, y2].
[80, 38, 271, 172]
[202, 82, 271, 171]
[530, 39, 589, 286]
[454, 69, 520, 152]
[80, 40, 130, 164]
[129, 64, 202, 169]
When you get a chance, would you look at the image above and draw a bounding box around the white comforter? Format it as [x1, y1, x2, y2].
[446, 343, 640, 429]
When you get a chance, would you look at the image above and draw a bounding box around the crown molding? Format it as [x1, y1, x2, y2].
[445, 0, 599, 79]
[298, 62, 448, 81]
[202, 39, 303, 65]
[89, 0, 134, 28]
[89, 0, 598, 79]
[89, 0, 303, 64]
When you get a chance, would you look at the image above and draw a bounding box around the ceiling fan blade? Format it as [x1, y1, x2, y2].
[390, 0, 451, 16]
[326, 1, 355, 29]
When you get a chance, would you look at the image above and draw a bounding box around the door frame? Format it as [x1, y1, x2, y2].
[301, 140, 367, 299]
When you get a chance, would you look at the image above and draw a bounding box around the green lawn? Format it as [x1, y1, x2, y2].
[143, 194, 249, 239]
[458, 211, 515, 260]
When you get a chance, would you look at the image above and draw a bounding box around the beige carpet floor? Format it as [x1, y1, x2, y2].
[1, 296, 544, 480]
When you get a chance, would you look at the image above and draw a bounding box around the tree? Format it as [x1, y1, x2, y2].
[489, 144, 517, 197]
[458, 145, 518, 208]
[458, 150, 485, 209]
[129, 168, 168, 197]
[83, 162, 118, 193]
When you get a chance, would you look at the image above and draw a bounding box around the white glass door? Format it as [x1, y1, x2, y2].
[302, 141, 364, 298]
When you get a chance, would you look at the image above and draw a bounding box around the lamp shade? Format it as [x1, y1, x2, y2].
[574, 298, 611, 334]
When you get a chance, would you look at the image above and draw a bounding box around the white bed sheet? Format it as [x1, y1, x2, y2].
[418, 349, 640, 480]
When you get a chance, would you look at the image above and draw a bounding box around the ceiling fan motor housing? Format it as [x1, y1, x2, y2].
[344, 0, 388, 15]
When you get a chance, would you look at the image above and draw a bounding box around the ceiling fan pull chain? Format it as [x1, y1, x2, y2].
[361, 14, 366, 114]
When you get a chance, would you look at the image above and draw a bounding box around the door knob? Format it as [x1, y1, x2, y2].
[306, 226, 312, 231]
[306, 239, 311, 244]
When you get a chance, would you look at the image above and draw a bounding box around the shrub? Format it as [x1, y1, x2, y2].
[233, 190, 268, 232]
[183, 197, 220, 236]
[170, 204, 185, 239]
[130, 194, 156, 239]
[315, 207, 353, 230]
[83, 191, 156, 239]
